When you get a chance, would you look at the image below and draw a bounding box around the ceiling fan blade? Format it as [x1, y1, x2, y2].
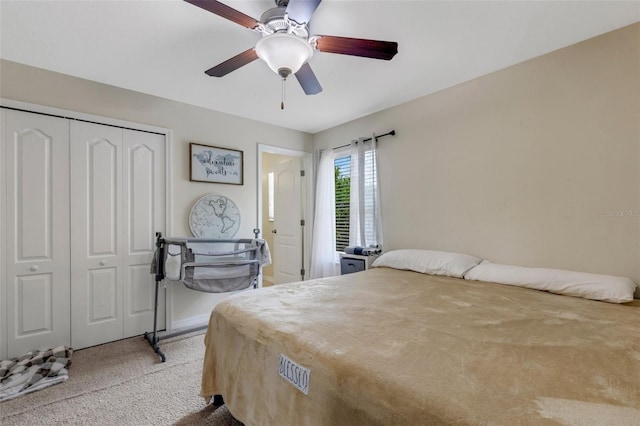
[184, 0, 259, 29]
[285, 0, 322, 25]
[316, 36, 398, 61]
[205, 48, 258, 77]
[295, 63, 322, 95]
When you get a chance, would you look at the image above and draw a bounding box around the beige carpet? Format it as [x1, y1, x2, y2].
[0, 332, 243, 425]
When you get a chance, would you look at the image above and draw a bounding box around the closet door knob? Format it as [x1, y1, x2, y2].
[100, 260, 107, 266]
[272, 229, 277, 234]
[30, 265, 39, 272]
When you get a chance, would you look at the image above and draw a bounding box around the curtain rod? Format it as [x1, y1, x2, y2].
[332, 129, 396, 151]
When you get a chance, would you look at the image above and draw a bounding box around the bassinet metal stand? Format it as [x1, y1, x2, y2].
[144, 232, 172, 362]
[144, 231, 264, 362]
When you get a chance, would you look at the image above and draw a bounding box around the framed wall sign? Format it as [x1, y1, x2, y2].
[190, 143, 244, 185]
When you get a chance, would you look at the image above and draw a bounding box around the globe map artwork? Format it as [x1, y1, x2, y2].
[189, 194, 241, 238]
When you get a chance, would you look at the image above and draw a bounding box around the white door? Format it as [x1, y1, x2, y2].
[273, 159, 304, 284]
[5, 110, 71, 357]
[122, 129, 165, 338]
[70, 121, 124, 349]
[70, 122, 166, 349]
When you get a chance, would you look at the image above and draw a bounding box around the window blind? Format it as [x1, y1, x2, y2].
[334, 155, 350, 252]
[334, 149, 378, 251]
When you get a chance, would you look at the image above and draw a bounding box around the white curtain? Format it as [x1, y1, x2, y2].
[349, 135, 383, 248]
[310, 149, 339, 278]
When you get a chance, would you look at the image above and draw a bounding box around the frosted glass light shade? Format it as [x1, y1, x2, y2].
[255, 33, 313, 76]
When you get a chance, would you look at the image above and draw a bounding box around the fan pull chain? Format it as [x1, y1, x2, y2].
[281, 77, 286, 110]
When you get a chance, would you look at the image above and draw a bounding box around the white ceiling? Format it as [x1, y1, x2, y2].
[1, 1, 638, 134]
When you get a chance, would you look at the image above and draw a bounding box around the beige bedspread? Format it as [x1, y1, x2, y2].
[201, 268, 640, 425]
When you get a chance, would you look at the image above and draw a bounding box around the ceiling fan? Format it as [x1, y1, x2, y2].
[184, 0, 398, 107]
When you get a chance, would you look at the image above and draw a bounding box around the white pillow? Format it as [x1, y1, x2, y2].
[464, 261, 637, 304]
[371, 249, 482, 278]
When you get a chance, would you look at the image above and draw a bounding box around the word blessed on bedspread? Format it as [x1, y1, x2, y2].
[278, 354, 310, 395]
[604, 209, 640, 217]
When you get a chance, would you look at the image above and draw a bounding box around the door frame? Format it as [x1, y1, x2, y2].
[0, 98, 174, 340]
[257, 144, 313, 283]
[0, 109, 6, 359]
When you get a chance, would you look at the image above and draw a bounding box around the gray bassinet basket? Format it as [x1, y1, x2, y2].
[164, 239, 268, 293]
[182, 246, 261, 292]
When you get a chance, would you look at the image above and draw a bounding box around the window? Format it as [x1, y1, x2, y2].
[268, 171, 275, 221]
[334, 155, 350, 252]
[334, 149, 379, 252]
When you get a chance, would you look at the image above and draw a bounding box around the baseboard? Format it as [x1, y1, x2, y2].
[263, 275, 274, 285]
[170, 313, 210, 332]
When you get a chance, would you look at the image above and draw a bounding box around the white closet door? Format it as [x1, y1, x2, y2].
[5, 110, 71, 357]
[70, 121, 124, 349]
[122, 129, 165, 338]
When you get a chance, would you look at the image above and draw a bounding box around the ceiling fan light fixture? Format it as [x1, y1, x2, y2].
[255, 32, 313, 77]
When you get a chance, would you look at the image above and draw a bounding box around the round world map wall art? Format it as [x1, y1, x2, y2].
[189, 194, 241, 238]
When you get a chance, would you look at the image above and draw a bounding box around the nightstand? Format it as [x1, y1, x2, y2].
[339, 253, 379, 275]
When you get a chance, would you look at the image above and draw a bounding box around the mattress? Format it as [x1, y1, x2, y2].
[201, 267, 640, 425]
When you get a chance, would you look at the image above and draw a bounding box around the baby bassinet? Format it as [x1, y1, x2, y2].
[145, 232, 270, 361]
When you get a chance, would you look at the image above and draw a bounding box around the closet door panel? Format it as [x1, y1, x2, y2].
[5, 110, 70, 357]
[88, 268, 118, 321]
[122, 130, 165, 337]
[88, 139, 119, 255]
[16, 274, 53, 333]
[71, 121, 123, 349]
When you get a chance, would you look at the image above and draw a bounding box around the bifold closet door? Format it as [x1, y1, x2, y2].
[4, 110, 71, 358]
[70, 121, 124, 349]
[121, 129, 166, 339]
[70, 121, 166, 349]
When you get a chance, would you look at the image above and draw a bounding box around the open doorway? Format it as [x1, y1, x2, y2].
[257, 145, 313, 287]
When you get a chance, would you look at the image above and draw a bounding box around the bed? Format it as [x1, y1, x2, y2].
[201, 252, 640, 425]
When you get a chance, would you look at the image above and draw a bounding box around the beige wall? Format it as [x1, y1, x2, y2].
[0, 59, 313, 325]
[313, 23, 640, 286]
